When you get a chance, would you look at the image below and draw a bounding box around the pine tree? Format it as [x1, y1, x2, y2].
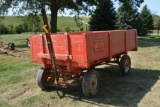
[117, 1, 143, 35]
[140, 5, 154, 35]
[89, 0, 117, 31]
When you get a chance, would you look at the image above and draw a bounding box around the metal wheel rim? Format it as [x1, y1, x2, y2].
[89, 74, 98, 94]
[42, 71, 54, 86]
[124, 59, 130, 73]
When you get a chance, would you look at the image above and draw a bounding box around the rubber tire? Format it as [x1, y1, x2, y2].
[36, 67, 54, 90]
[82, 69, 99, 97]
[8, 42, 15, 50]
[119, 55, 131, 75]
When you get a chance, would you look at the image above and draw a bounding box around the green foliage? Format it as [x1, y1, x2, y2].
[22, 13, 43, 33]
[0, 23, 9, 34]
[153, 16, 160, 28]
[1, 13, 43, 34]
[156, 18, 160, 35]
[74, 16, 84, 31]
[140, 5, 154, 35]
[0, 0, 144, 33]
[0, 17, 4, 24]
[7, 25, 15, 34]
[2, 0, 138, 33]
[1, 16, 89, 33]
[157, 18, 160, 29]
[0, 0, 98, 33]
[0, 102, 12, 107]
[117, 0, 143, 36]
[80, 26, 84, 31]
[15, 24, 25, 34]
[65, 26, 70, 32]
[0, 23, 16, 34]
[89, 0, 117, 31]
[117, 0, 144, 7]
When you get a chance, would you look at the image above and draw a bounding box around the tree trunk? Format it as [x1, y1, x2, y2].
[50, 2, 58, 33]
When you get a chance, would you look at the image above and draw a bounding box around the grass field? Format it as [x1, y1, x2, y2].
[0, 33, 160, 107]
[153, 16, 160, 26]
[1, 16, 89, 32]
[1, 15, 160, 32]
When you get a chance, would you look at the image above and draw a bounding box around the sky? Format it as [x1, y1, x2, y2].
[7, 0, 160, 16]
[138, 0, 160, 15]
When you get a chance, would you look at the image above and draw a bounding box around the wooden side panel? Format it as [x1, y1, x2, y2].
[68, 34, 88, 68]
[109, 31, 126, 56]
[30, 30, 138, 69]
[85, 32, 109, 63]
[126, 29, 138, 51]
[29, 35, 43, 63]
[51, 34, 68, 54]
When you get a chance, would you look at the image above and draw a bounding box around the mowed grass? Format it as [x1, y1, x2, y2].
[0, 33, 40, 106]
[153, 16, 160, 26]
[0, 33, 160, 107]
[138, 34, 160, 44]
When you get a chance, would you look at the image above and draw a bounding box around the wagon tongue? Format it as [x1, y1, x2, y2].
[41, 3, 59, 87]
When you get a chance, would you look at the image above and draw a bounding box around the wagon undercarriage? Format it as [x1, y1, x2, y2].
[36, 54, 131, 97]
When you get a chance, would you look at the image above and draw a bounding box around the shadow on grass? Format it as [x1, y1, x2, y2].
[138, 37, 160, 48]
[45, 65, 160, 106]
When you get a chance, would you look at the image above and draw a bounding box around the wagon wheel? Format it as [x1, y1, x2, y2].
[36, 67, 55, 90]
[82, 69, 99, 97]
[119, 55, 131, 75]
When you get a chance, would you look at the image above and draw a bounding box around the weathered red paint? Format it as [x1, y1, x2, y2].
[30, 29, 137, 74]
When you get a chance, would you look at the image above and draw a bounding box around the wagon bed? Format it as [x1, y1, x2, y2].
[30, 29, 137, 70]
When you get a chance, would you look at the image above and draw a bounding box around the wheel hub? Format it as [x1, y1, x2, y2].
[124, 59, 130, 73]
[90, 75, 97, 92]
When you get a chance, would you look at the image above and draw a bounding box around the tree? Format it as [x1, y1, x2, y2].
[23, 13, 42, 33]
[117, 0, 144, 7]
[156, 17, 160, 36]
[89, 0, 117, 31]
[0, 0, 144, 33]
[74, 16, 84, 31]
[140, 5, 154, 35]
[0, 0, 98, 33]
[117, 0, 143, 35]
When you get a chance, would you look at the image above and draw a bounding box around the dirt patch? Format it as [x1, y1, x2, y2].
[6, 81, 41, 105]
[9, 84, 30, 100]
